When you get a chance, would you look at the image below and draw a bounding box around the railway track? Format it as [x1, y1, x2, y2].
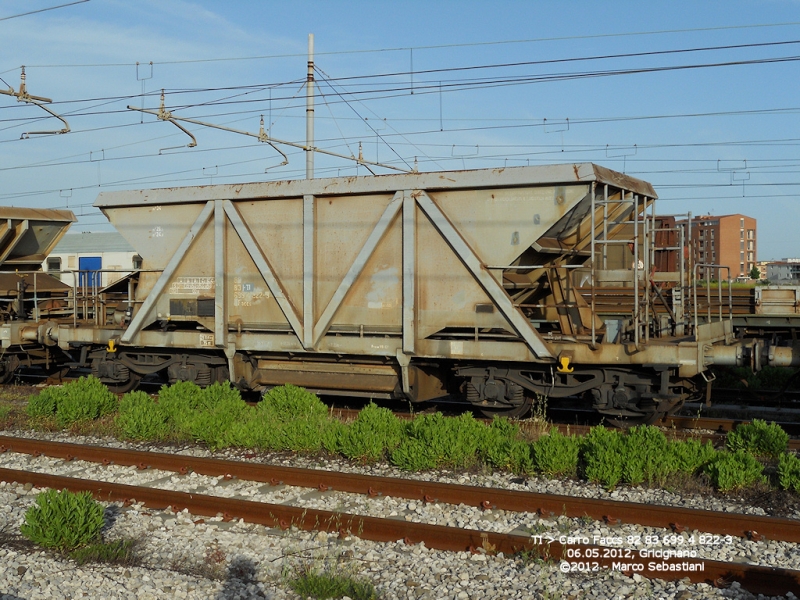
[2, 435, 800, 595]
[2, 435, 798, 542]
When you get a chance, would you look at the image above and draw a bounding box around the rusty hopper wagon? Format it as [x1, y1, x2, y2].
[5, 164, 798, 422]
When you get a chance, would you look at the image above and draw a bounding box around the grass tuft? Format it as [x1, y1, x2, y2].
[289, 565, 377, 600]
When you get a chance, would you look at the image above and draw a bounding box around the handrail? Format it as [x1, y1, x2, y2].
[48, 269, 164, 326]
[692, 263, 732, 336]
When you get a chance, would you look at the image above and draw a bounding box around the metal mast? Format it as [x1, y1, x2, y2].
[306, 33, 315, 179]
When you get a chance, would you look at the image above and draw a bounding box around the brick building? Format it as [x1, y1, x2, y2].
[679, 214, 757, 279]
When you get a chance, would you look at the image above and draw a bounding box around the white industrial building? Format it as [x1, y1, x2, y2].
[43, 231, 140, 288]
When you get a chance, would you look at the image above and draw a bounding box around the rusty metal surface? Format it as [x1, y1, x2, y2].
[0, 465, 797, 595]
[0, 207, 75, 270]
[2, 435, 799, 544]
[0, 272, 69, 295]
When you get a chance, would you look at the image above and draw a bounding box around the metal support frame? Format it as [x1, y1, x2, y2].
[0, 67, 70, 137]
[0, 219, 28, 264]
[121, 201, 215, 343]
[214, 200, 226, 347]
[312, 192, 403, 346]
[223, 200, 304, 342]
[402, 190, 415, 354]
[303, 195, 315, 349]
[415, 191, 553, 359]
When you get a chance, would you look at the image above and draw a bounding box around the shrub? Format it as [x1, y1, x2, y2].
[532, 429, 580, 478]
[705, 450, 766, 492]
[505, 440, 535, 474]
[27, 376, 117, 426]
[196, 380, 243, 411]
[482, 418, 531, 472]
[21, 489, 105, 551]
[406, 413, 486, 469]
[778, 453, 800, 493]
[259, 384, 329, 423]
[581, 426, 624, 488]
[621, 426, 672, 486]
[275, 419, 332, 453]
[27, 388, 57, 418]
[188, 392, 249, 450]
[666, 438, 717, 475]
[320, 419, 347, 454]
[222, 410, 277, 449]
[116, 391, 169, 440]
[156, 380, 205, 435]
[339, 403, 404, 462]
[726, 419, 788, 459]
[253, 385, 333, 453]
[390, 438, 438, 471]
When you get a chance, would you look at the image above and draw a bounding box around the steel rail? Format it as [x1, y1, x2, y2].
[664, 415, 800, 439]
[0, 435, 798, 544]
[0, 466, 798, 596]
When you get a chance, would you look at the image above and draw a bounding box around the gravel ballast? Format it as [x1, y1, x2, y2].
[0, 429, 798, 599]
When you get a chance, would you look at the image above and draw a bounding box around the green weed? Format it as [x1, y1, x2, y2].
[156, 380, 205, 436]
[27, 376, 117, 426]
[26, 388, 57, 418]
[705, 450, 766, 492]
[666, 438, 716, 474]
[621, 426, 672, 486]
[69, 539, 140, 566]
[320, 419, 347, 454]
[778, 453, 800, 493]
[581, 426, 624, 488]
[532, 429, 580, 478]
[726, 419, 788, 459]
[289, 565, 377, 600]
[390, 412, 485, 471]
[115, 391, 169, 440]
[338, 403, 404, 462]
[188, 388, 249, 450]
[259, 384, 329, 422]
[482, 418, 533, 473]
[21, 489, 105, 551]
[390, 437, 437, 471]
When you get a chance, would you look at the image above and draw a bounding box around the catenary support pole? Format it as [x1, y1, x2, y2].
[306, 33, 314, 179]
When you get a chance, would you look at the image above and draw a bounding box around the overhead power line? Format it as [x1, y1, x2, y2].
[1, 38, 798, 119]
[0, 0, 89, 22]
[17, 20, 800, 68]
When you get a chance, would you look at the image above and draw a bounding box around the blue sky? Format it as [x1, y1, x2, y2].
[0, 0, 798, 259]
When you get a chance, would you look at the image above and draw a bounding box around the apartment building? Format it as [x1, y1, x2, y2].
[680, 214, 757, 279]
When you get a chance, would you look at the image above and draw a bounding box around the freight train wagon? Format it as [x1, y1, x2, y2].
[3, 164, 798, 423]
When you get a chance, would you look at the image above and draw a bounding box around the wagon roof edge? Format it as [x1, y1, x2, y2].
[94, 163, 657, 207]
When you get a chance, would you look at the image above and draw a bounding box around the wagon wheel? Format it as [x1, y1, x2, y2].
[105, 373, 142, 394]
[478, 396, 533, 420]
